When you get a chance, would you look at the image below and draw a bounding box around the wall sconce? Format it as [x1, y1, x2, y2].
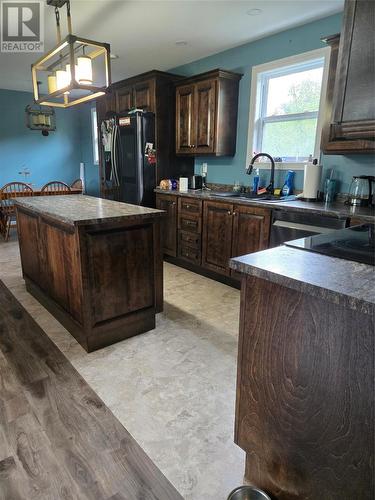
[25, 104, 56, 136]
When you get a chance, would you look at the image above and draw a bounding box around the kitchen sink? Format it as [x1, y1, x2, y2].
[210, 191, 297, 203]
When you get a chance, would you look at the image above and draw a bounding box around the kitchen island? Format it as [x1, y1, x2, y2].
[14, 195, 165, 352]
[230, 246, 374, 499]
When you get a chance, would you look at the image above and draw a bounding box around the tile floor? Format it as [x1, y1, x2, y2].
[0, 234, 245, 500]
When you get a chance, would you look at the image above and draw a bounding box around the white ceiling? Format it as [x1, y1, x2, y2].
[0, 0, 344, 93]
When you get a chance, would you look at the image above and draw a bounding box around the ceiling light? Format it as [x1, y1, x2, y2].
[175, 40, 188, 46]
[31, 0, 111, 108]
[247, 8, 262, 15]
[110, 53, 119, 60]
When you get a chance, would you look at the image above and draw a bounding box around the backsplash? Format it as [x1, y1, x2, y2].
[170, 13, 375, 196]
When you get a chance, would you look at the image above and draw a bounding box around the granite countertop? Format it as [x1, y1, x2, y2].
[14, 195, 165, 227]
[230, 245, 375, 315]
[155, 188, 375, 222]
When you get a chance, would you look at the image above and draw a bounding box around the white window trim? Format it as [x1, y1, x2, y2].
[246, 47, 331, 171]
[91, 106, 99, 165]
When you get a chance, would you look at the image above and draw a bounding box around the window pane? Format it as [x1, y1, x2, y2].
[262, 118, 317, 161]
[266, 67, 323, 116]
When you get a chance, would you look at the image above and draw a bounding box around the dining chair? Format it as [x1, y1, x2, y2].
[0, 182, 34, 241]
[40, 180, 72, 195]
[70, 178, 83, 190]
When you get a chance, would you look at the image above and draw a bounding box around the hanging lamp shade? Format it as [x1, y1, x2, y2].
[31, 1, 111, 108]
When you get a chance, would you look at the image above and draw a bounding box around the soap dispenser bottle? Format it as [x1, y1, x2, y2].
[281, 170, 295, 197]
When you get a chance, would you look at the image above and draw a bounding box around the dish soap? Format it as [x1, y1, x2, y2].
[281, 170, 295, 196]
[252, 168, 260, 194]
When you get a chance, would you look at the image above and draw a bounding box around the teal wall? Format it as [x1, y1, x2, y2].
[170, 13, 375, 193]
[78, 103, 101, 196]
[0, 89, 82, 188]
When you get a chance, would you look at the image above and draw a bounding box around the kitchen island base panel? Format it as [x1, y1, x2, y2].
[24, 278, 156, 352]
[236, 275, 374, 500]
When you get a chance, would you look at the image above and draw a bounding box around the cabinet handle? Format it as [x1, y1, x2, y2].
[227, 210, 232, 215]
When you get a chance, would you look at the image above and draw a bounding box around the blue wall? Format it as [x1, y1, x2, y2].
[78, 103, 100, 196]
[170, 13, 375, 193]
[0, 89, 82, 188]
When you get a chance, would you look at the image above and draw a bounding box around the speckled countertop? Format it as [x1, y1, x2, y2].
[14, 195, 165, 227]
[155, 188, 375, 222]
[230, 245, 375, 315]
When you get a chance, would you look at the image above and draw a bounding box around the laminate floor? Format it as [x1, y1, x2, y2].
[0, 280, 182, 500]
[0, 234, 245, 500]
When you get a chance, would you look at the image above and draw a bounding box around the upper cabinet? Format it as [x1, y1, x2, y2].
[176, 69, 242, 156]
[322, 0, 375, 154]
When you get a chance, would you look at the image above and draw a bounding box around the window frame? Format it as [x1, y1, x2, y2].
[246, 47, 331, 170]
[91, 106, 99, 165]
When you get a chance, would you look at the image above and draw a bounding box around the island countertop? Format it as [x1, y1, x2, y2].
[14, 194, 165, 227]
[230, 245, 375, 315]
[155, 188, 375, 223]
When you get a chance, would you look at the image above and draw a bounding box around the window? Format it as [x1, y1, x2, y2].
[91, 107, 99, 165]
[247, 48, 330, 166]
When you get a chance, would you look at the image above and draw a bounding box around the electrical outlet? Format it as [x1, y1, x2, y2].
[201, 163, 208, 175]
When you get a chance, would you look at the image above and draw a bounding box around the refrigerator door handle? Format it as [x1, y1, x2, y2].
[113, 125, 120, 187]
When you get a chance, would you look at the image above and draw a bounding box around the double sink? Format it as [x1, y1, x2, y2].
[210, 191, 297, 203]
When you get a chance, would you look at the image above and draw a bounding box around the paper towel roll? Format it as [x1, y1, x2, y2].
[301, 163, 322, 199]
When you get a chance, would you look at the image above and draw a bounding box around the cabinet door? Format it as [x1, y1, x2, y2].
[176, 84, 195, 153]
[195, 79, 216, 154]
[231, 205, 271, 261]
[329, 0, 375, 149]
[96, 92, 116, 122]
[202, 201, 233, 275]
[116, 85, 133, 113]
[133, 79, 155, 112]
[155, 195, 177, 257]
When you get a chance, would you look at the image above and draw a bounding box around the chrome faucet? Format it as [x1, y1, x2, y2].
[246, 152, 275, 194]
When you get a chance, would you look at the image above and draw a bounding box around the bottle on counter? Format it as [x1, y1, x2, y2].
[252, 168, 260, 194]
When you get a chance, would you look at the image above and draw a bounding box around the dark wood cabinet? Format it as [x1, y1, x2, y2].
[178, 197, 203, 265]
[115, 85, 133, 113]
[133, 79, 155, 112]
[156, 193, 271, 281]
[155, 194, 177, 257]
[96, 91, 116, 121]
[232, 205, 271, 257]
[176, 84, 195, 152]
[322, 0, 375, 154]
[202, 201, 234, 276]
[176, 69, 242, 156]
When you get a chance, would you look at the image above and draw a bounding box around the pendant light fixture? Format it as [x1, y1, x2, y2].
[31, 0, 111, 108]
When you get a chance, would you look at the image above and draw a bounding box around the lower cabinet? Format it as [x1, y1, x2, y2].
[202, 201, 234, 275]
[156, 193, 271, 280]
[155, 194, 177, 257]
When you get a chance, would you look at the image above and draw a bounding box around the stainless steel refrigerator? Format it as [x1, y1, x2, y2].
[100, 111, 156, 207]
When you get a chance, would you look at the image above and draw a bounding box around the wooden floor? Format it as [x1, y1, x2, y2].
[0, 280, 182, 500]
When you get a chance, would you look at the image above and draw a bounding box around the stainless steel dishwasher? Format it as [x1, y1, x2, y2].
[269, 209, 348, 247]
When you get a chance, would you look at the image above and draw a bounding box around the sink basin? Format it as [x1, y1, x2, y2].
[211, 191, 297, 203]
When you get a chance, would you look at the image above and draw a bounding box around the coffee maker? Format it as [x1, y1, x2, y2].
[346, 175, 375, 206]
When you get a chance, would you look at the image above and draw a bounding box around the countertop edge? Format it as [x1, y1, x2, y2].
[14, 197, 165, 227]
[155, 188, 375, 222]
[230, 256, 374, 316]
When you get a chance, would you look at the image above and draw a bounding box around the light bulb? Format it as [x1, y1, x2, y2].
[77, 55, 93, 85]
[48, 74, 57, 94]
[56, 69, 70, 94]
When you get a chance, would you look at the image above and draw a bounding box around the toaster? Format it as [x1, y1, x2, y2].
[188, 175, 203, 190]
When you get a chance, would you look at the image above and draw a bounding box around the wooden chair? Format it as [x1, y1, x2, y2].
[0, 182, 33, 241]
[40, 181, 71, 195]
[70, 178, 83, 190]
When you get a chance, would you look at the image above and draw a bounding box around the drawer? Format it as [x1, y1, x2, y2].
[178, 244, 201, 265]
[178, 214, 202, 234]
[178, 197, 202, 215]
[179, 230, 201, 250]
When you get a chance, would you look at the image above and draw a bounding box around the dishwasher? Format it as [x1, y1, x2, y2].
[269, 209, 348, 247]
